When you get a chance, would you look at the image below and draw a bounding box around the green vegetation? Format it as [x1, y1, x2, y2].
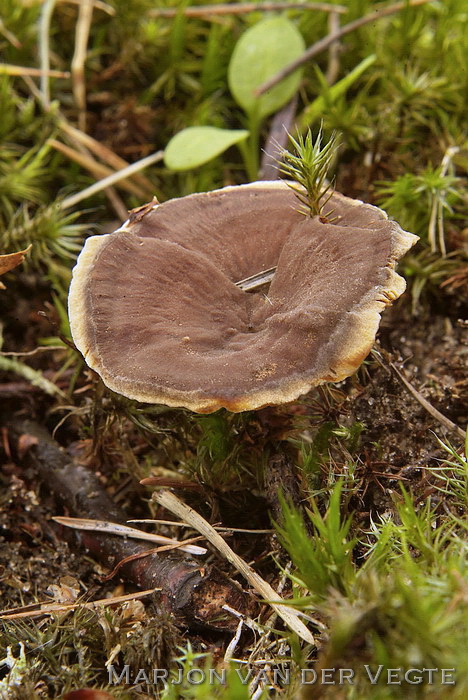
[0, 1, 466, 698]
[276, 127, 340, 219]
[278, 442, 468, 700]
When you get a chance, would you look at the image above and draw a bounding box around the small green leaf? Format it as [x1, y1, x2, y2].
[228, 17, 305, 120]
[164, 126, 249, 171]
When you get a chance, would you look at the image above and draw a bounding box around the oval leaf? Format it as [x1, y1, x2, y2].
[164, 126, 249, 171]
[228, 17, 305, 120]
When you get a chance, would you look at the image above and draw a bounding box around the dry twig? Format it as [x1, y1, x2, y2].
[389, 362, 466, 440]
[8, 421, 249, 631]
[372, 351, 466, 440]
[0, 346, 66, 357]
[149, 3, 347, 19]
[256, 0, 433, 96]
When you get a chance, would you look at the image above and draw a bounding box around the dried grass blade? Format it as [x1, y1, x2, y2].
[48, 139, 147, 198]
[60, 122, 156, 194]
[60, 150, 164, 210]
[0, 589, 158, 621]
[53, 516, 207, 555]
[71, 0, 94, 130]
[153, 489, 315, 645]
[39, 0, 56, 106]
[0, 64, 68, 78]
[236, 267, 276, 292]
[0, 19, 22, 48]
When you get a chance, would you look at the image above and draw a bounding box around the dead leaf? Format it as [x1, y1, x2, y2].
[0, 245, 32, 288]
[120, 598, 146, 623]
[46, 576, 80, 604]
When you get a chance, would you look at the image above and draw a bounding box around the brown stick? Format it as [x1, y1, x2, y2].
[149, 3, 347, 19]
[9, 421, 251, 632]
[256, 0, 433, 96]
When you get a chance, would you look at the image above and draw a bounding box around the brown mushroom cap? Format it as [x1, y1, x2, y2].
[69, 181, 418, 412]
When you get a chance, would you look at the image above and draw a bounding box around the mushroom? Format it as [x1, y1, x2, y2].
[69, 181, 418, 413]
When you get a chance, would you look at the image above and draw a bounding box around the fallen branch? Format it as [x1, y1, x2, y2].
[9, 421, 251, 632]
[153, 489, 315, 645]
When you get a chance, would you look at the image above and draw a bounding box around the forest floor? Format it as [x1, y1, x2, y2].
[0, 1, 467, 699]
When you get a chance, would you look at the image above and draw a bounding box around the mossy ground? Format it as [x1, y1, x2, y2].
[0, 1, 466, 698]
